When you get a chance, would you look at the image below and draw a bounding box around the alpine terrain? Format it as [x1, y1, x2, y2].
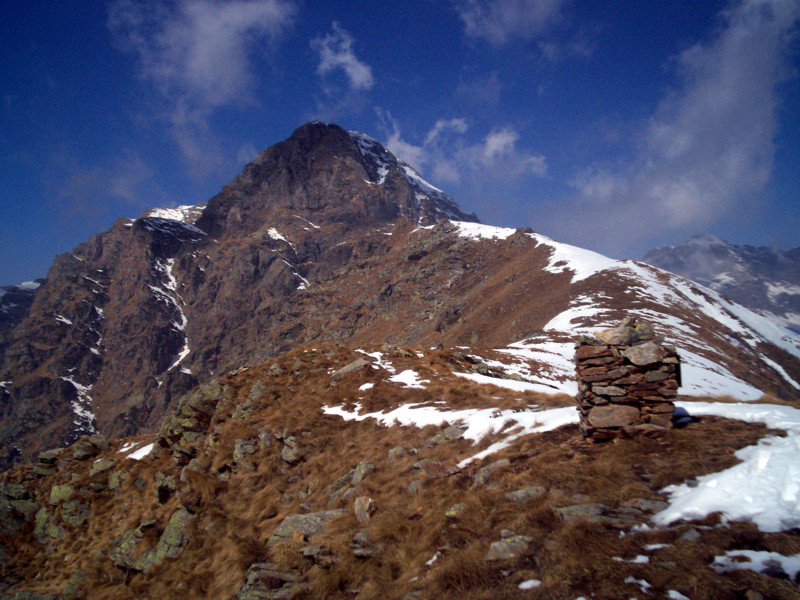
[1, 122, 800, 599]
[643, 235, 800, 334]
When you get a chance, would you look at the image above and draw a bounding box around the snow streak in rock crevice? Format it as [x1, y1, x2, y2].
[60, 374, 97, 435]
[151, 258, 191, 374]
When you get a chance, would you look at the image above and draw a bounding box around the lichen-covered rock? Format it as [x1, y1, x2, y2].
[424, 425, 466, 446]
[267, 510, 347, 547]
[0, 482, 30, 500]
[236, 562, 308, 600]
[61, 500, 90, 526]
[351, 460, 375, 485]
[49, 484, 76, 505]
[280, 436, 304, 465]
[89, 459, 116, 477]
[505, 486, 546, 502]
[134, 507, 193, 573]
[473, 458, 509, 486]
[445, 503, 465, 520]
[327, 470, 355, 504]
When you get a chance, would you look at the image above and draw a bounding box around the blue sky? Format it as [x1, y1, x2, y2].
[2, 0, 799, 285]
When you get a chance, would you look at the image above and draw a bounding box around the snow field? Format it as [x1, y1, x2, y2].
[654, 401, 800, 532]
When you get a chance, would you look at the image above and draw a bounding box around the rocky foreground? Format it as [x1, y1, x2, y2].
[2, 344, 798, 599]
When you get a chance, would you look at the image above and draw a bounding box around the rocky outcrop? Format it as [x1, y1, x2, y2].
[575, 317, 680, 440]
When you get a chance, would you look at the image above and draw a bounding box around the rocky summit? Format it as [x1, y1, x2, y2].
[1, 122, 800, 598]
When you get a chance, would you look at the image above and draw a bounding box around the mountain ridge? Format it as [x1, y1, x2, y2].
[642, 235, 800, 333]
[1, 122, 798, 468]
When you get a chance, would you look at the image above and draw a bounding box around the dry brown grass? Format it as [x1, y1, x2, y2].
[2, 344, 799, 599]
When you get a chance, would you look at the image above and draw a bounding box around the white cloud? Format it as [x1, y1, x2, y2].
[108, 0, 296, 171]
[312, 22, 374, 91]
[55, 152, 168, 218]
[381, 113, 547, 184]
[109, 0, 296, 106]
[455, 0, 568, 44]
[560, 0, 800, 252]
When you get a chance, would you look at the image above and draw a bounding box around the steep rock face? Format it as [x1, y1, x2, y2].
[1, 123, 799, 467]
[0, 123, 479, 465]
[0, 281, 42, 368]
[643, 235, 800, 333]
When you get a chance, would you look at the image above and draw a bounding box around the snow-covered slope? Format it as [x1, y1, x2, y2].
[451, 222, 800, 401]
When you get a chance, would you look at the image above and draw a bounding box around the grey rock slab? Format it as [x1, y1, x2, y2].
[505, 486, 546, 502]
[473, 458, 510, 486]
[587, 405, 640, 428]
[267, 510, 347, 546]
[485, 534, 533, 561]
[331, 358, 370, 381]
[622, 341, 666, 366]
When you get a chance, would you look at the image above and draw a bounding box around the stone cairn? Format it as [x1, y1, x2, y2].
[575, 316, 681, 440]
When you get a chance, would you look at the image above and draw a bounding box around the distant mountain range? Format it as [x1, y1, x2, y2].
[1, 122, 799, 468]
[642, 235, 800, 333]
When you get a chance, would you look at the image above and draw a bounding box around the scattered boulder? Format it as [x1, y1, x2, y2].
[280, 437, 304, 465]
[505, 486, 546, 503]
[473, 458, 509, 487]
[331, 357, 370, 381]
[327, 470, 355, 504]
[49, 484, 76, 505]
[267, 510, 347, 547]
[0, 483, 37, 536]
[354, 496, 375, 524]
[61, 500, 90, 526]
[351, 529, 382, 558]
[236, 563, 308, 600]
[89, 459, 116, 477]
[424, 425, 466, 447]
[351, 460, 375, 485]
[412, 459, 459, 479]
[111, 508, 194, 573]
[445, 503, 465, 520]
[485, 531, 533, 561]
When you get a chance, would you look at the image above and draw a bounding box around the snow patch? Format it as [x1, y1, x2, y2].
[17, 280, 41, 291]
[321, 402, 578, 467]
[389, 370, 429, 389]
[454, 222, 516, 240]
[268, 228, 294, 249]
[654, 401, 800, 532]
[518, 579, 541, 589]
[711, 549, 800, 579]
[127, 442, 155, 460]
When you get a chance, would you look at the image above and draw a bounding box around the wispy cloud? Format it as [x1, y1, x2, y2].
[312, 22, 375, 92]
[380, 112, 547, 185]
[454, 0, 568, 45]
[107, 0, 296, 173]
[455, 71, 503, 106]
[54, 152, 168, 219]
[553, 0, 800, 254]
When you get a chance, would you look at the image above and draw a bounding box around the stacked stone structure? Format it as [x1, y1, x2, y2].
[575, 317, 680, 440]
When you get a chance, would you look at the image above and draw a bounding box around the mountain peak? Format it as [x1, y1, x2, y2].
[194, 122, 476, 236]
